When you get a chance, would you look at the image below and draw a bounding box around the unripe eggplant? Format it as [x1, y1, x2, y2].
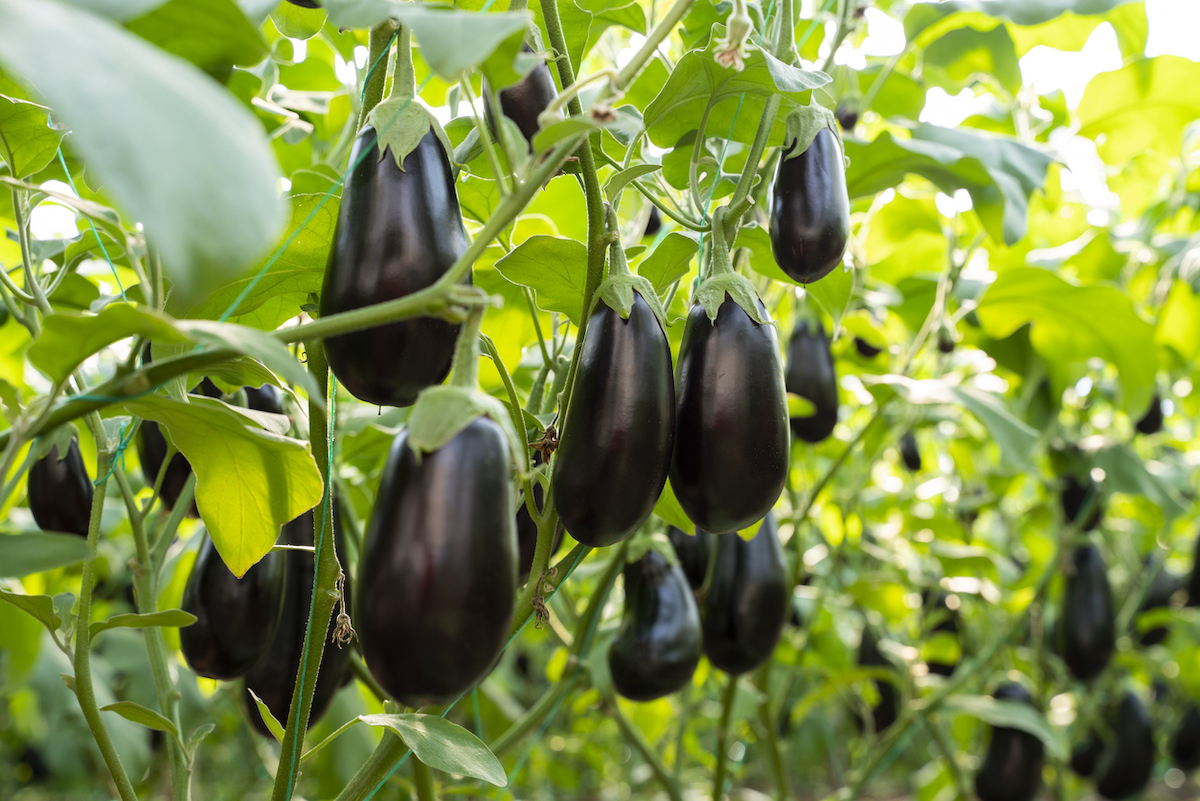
[857, 628, 898, 733]
[1095, 692, 1155, 799]
[181, 533, 287, 681]
[974, 683, 1044, 801]
[608, 550, 703, 701]
[553, 293, 674, 547]
[320, 127, 467, 407]
[243, 508, 352, 736]
[785, 319, 838, 443]
[669, 298, 788, 534]
[899, 431, 921, 472]
[701, 514, 788, 675]
[1057, 543, 1114, 681]
[485, 47, 558, 144]
[1135, 393, 1163, 435]
[1171, 703, 1200, 771]
[358, 419, 516, 705]
[769, 127, 850, 284]
[1061, 473, 1102, 531]
[28, 436, 93, 538]
[666, 526, 711, 591]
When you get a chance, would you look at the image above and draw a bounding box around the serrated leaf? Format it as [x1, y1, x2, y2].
[604, 164, 661, 203]
[247, 688, 285, 742]
[942, 694, 1067, 761]
[637, 232, 697, 297]
[359, 713, 507, 786]
[0, 587, 61, 630]
[28, 304, 190, 384]
[493, 236, 588, 325]
[0, 533, 90, 578]
[90, 609, 197, 638]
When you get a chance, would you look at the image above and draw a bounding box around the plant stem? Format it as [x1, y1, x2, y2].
[612, 0, 696, 90]
[819, 0, 853, 73]
[756, 664, 789, 801]
[926, 716, 970, 800]
[412, 757, 437, 801]
[449, 306, 485, 389]
[332, 732, 410, 801]
[358, 23, 395, 129]
[713, 675, 738, 801]
[492, 673, 580, 756]
[672, 683, 692, 783]
[608, 690, 684, 801]
[724, 93, 781, 234]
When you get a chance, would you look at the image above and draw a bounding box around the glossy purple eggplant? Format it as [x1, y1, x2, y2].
[669, 297, 788, 534]
[666, 526, 711, 591]
[320, 127, 467, 407]
[553, 293, 674, 546]
[28, 436, 93, 538]
[1171, 703, 1200, 771]
[1135, 393, 1163, 435]
[485, 47, 558, 144]
[608, 550, 702, 701]
[975, 683, 1044, 801]
[1096, 692, 1155, 799]
[1057, 543, 1114, 681]
[769, 127, 850, 284]
[785, 319, 838, 443]
[701, 514, 788, 675]
[358, 419, 516, 705]
[243, 384, 284, 414]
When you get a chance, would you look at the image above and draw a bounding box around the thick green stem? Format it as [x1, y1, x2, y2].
[491, 673, 580, 756]
[332, 732, 410, 801]
[389, 25, 415, 103]
[449, 306, 485, 389]
[358, 23, 395, 129]
[412, 757, 436, 801]
[609, 691, 684, 801]
[756, 664, 789, 801]
[712, 675, 738, 801]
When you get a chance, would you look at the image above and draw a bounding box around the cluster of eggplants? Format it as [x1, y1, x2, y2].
[553, 292, 674, 546]
[320, 127, 467, 407]
[784, 319, 839, 443]
[357, 418, 516, 706]
[484, 46, 558, 145]
[769, 127, 850, 284]
[1057, 542, 1114, 681]
[28, 435, 93, 538]
[975, 684, 1043, 801]
[243, 508, 353, 736]
[608, 550, 702, 701]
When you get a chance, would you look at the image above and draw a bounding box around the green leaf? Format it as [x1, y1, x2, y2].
[975, 266, 1156, 414]
[405, 385, 525, 477]
[270, 0, 325, 39]
[652, 480, 693, 533]
[1093, 444, 1187, 521]
[922, 23, 1022, 93]
[100, 701, 180, 738]
[125, 0, 266, 70]
[806, 265, 856, 329]
[247, 688, 285, 742]
[786, 393, 817, 418]
[0, 84, 64, 178]
[359, 713, 507, 787]
[604, 164, 661, 204]
[27, 304, 190, 384]
[0, 533, 90, 578]
[0, 588, 61, 631]
[120, 395, 324, 577]
[0, 0, 286, 301]
[494, 236, 588, 325]
[904, 0, 1137, 46]
[176, 319, 323, 406]
[90, 609, 197, 638]
[1157, 281, 1200, 361]
[942, 694, 1068, 761]
[636, 232, 697, 297]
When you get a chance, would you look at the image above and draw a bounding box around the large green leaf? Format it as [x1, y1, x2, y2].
[942, 694, 1068, 761]
[359, 713, 507, 787]
[27, 305, 190, 384]
[0, 75, 65, 178]
[120, 396, 324, 577]
[0, 0, 286, 301]
[975, 267, 1156, 414]
[494, 236, 589, 325]
[1093, 444, 1187, 520]
[125, 0, 266, 69]
[905, 0, 1138, 46]
[922, 24, 1021, 93]
[0, 533, 90, 578]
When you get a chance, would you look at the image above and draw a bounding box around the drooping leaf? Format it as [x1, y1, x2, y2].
[175, 319, 322, 405]
[125, 0, 267, 70]
[0, 533, 90, 578]
[90, 609, 197, 638]
[27, 305, 188, 384]
[359, 713, 507, 786]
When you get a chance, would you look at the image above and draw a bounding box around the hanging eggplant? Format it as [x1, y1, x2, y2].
[1057, 542, 1115, 681]
[320, 127, 467, 407]
[1171, 703, 1200, 771]
[666, 526, 712, 592]
[28, 435, 93, 538]
[899, 431, 921, 472]
[701, 514, 788, 675]
[608, 550, 703, 701]
[1095, 692, 1155, 799]
[974, 683, 1044, 801]
[243, 384, 284, 415]
[769, 126, 850, 285]
[1135, 393, 1163, 435]
[784, 318, 839, 443]
[484, 45, 559, 144]
[1061, 473, 1103, 531]
[857, 628, 898, 733]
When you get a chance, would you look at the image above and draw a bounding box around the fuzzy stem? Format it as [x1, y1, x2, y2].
[449, 306, 485, 389]
[358, 24, 395, 130]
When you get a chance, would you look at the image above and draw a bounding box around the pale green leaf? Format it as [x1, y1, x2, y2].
[125, 0, 266, 69]
[942, 693, 1067, 761]
[28, 305, 190, 384]
[247, 688, 285, 741]
[0, 89, 64, 178]
[0, 588, 62, 631]
[494, 236, 588, 325]
[604, 164, 661, 204]
[176, 319, 322, 405]
[100, 701, 180, 738]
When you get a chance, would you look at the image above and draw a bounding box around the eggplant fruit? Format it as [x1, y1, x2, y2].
[320, 127, 467, 407]
[854, 337, 882, 359]
[358, 418, 516, 705]
[244, 384, 284, 414]
[284, 0, 319, 7]
[243, 508, 353, 736]
[643, 205, 662, 237]
[485, 47, 558, 144]
[28, 436, 93, 538]
[181, 533, 286, 681]
[669, 297, 788, 534]
[1057, 543, 1114, 681]
[857, 628, 898, 733]
[1138, 563, 1182, 646]
[769, 127, 850, 285]
[1070, 735, 1102, 777]
[974, 683, 1044, 801]
[1135, 393, 1163, 435]
[1061, 473, 1102, 531]
[553, 293, 674, 547]
[1095, 692, 1155, 799]
[899, 431, 921, 472]
[608, 550, 703, 701]
[1171, 703, 1200, 771]
[785, 319, 839, 443]
[666, 526, 711, 591]
[701, 514, 788, 675]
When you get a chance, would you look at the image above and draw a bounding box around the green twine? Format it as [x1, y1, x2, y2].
[92, 420, 136, 486]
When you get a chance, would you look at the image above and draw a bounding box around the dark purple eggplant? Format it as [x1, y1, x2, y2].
[857, 628, 898, 733]
[28, 436, 93, 538]
[1171, 703, 1200, 771]
[1070, 735, 1102, 777]
[357, 419, 516, 705]
[1135, 393, 1163, 435]
[608, 550, 702, 701]
[701, 514, 788, 675]
[1061, 473, 1102, 531]
[785, 318, 838, 443]
[899, 431, 921, 472]
[669, 297, 788, 534]
[1095, 692, 1155, 799]
[975, 683, 1044, 801]
[835, 104, 858, 130]
[243, 506, 353, 736]
[666, 526, 711, 591]
[1189, 533, 1200, 607]
[769, 127, 850, 284]
[244, 384, 284, 414]
[485, 47, 558, 144]
[1057, 543, 1114, 681]
[1138, 563, 1182, 646]
[854, 337, 882, 359]
[643, 205, 662, 237]
[320, 127, 467, 407]
[553, 293, 674, 547]
[181, 533, 286, 681]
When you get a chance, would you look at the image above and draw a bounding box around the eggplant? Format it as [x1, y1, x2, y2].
[244, 384, 284, 415]
[1070, 735, 1102, 777]
[1138, 563, 1182, 646]
[643, 205, 662, 237]
[899, 431, 921, 472]
[666, 526, 712, 591]
[485, 47, 558, 144]
[669, 298, 788, 534]
[358, 418, 516, 705]
[320, 127, 467, 408]
[835, 103, 858, 130]
[27, 436, 93, 538]
[854, 337, 882, 359]
[180, 532, 286, 681]
[857, 628, 898, 733]
[553, 293, 674, 547]
[1061, 473, 1102, 531]
[1189, 533, 1200, 607]
[137, 377, 221, 512]
[243, 507, 352, 736]
[975, 683, 1044, 801]
[1057, 543, 1114, 681]
[515, 451, 565, 582]
[701, 514, 788, 675]
[785, 319, 838, 443]
[1135, 393, 1163, 435]
[608, 550, 703, 701]
[1171, 703, 1200, 771]
[769, 127, 850, 284]
[1095, 692, 1155, 799]
[284, 0, 319, 7]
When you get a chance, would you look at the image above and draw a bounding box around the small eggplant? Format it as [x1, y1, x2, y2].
[769, 127, 850, 284]
[785, 319, 839, 444]
[1135, 393, 1163, 435]
[899, 431, 921, 472]
[1170, 703, 1200, 771]
[28, 436, 93, 538]
[1057, 543, 1114, 681]
[1095, 692, 1155, 800]
[485, 46, 558, 145]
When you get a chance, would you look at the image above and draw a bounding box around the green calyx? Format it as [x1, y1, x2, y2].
[694, 208, 770, 325]
[782, 102, 842, 165]
[31, 422, 79, 462]
[367, 24, 455, 169]
[595, 236, 671, 332]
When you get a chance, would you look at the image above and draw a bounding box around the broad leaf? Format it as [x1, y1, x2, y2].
[176, 319, 322, 404]
[359, 713, 507, 787]
[494, 236, 589, 325]
[0, 533, 90, 578]
[651, 480, 693, 532]
[636, 233, 697, 298]
[125, 0, 266, 70]
[1093, 444, 1187, 521]
[28, 305, 189, 384]
[0, 588, 61, 631]
[0, 78, 64, 178]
